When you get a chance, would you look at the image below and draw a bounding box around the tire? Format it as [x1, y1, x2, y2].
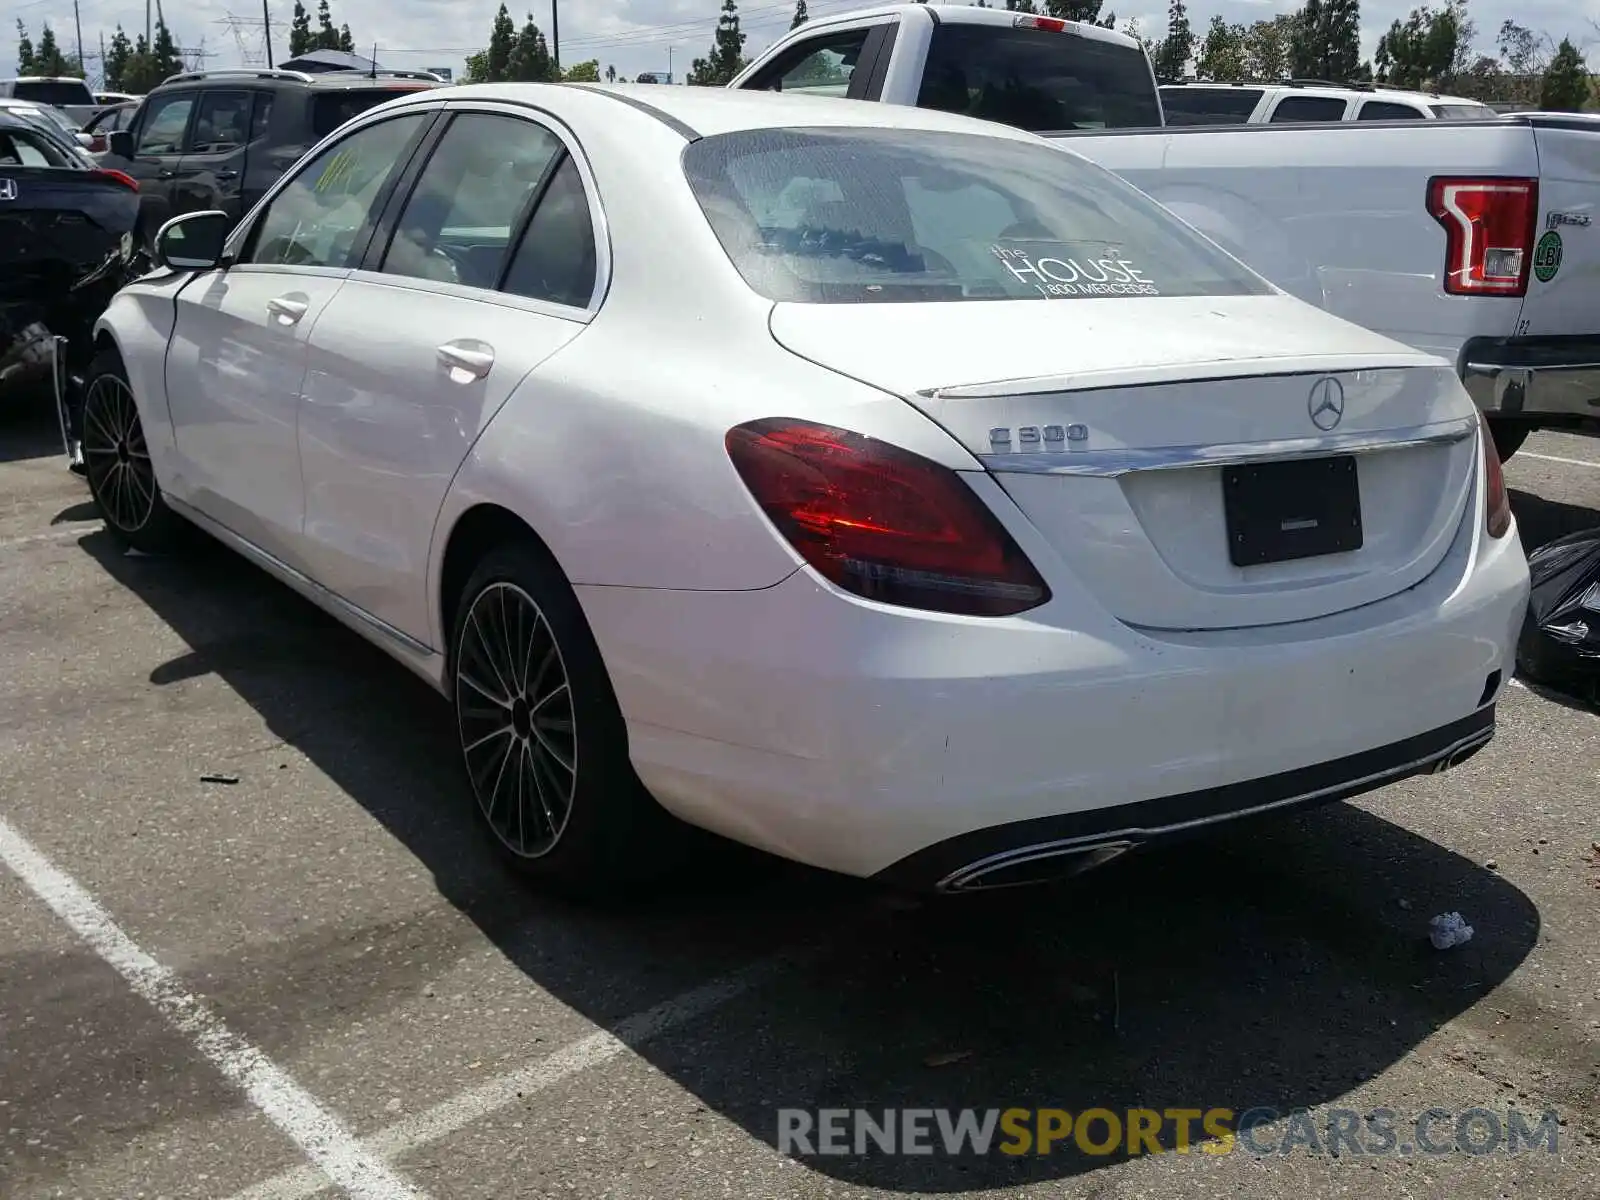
[1488, 418, 1532, 463]
[80, 348, 192, 555]
[450, 540, 686, 897]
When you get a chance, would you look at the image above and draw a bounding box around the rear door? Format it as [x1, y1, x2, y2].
[1516, 116, 1600, 338]
[295, 107, 597, 644]
[174, 88, 257, 222]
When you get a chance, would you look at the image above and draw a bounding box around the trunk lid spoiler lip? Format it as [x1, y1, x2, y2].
[917, 350, 1450, 400]
[980, 413, 1478, 477]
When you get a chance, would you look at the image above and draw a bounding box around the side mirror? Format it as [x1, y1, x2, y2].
[107, 128, 133, 158]
[154, 210, 232, 271]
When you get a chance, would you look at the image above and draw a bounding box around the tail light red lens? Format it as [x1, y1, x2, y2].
[90, 168, 139, 192]
[725, 418, 1050, 617]
[1427, 176, 1537, 296]
[1478, 414, 1512, 539]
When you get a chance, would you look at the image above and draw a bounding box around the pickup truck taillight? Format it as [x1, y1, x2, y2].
[1427, 176, 1538, 297]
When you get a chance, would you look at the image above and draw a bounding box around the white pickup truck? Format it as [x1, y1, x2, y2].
[730, 3, 1600, 460]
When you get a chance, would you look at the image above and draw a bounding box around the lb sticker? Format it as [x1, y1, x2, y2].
[1533, 230, 1563, 282]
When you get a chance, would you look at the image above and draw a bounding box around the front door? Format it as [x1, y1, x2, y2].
[297, 109, 599, 643]
[112, 89, 196, 244]
[163, 111, 435, 564]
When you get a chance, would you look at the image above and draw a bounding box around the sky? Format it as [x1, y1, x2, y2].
[7, 0, 1597, 86]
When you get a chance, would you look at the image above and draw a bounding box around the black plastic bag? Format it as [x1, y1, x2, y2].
[1516, 527, 1600, 702]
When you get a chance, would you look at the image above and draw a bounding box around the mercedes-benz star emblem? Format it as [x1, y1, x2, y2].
[0, 179, 17, 202]
[1308, 376, 1345, 431]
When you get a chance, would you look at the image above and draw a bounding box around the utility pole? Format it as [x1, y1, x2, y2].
[551, 0, 559, 75]
[74, 0, 85, 77]
[667, 46, 674, 84]
[146, 0, 152, 46]
[99, 30, 106, 89]
[262, 0, 273, 66]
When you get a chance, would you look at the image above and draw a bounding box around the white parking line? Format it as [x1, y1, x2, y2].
[1520, 451, 1600, 470]
[0, 816, 430, 1200]
[228, 949, 811, 1200]
[0, 523, 99, 552]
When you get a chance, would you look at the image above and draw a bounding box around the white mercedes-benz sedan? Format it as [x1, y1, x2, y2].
[82, 83, 1529, 894]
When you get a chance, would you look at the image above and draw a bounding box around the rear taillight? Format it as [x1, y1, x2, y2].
[725, 418, 1050, 617]
[1479, 412, 1512, 538]
[90, 168, 138, 192]
[1427, 176, 1537, 296]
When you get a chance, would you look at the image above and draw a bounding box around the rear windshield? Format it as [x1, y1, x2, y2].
[1160, 86, 1263, 125]
[311, 89, 428, 139]
[916, 25, 1159, 132]
[684, 127, 1270, 304]
[1431, 103, 1495, 120]
[12, 80, 94, 108]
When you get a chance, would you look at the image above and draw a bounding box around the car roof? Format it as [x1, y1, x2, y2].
[432, 81, 1052, 145]
[793, 1, 1141, 49]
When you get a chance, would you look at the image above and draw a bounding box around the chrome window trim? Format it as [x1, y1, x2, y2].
[980, 415, 1478, 478]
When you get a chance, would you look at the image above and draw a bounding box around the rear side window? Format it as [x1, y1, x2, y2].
[1159, 86, 1263, 125]
[917, 25, 1159, 132]
[12, 80, 94, 108]
[0, 127, 68, 167]
[1357, 100, 1425, 121]
[381, 113, 564, 289]
[190, 90, 253, 152]
[685, 126, 1269, 304]
[1432, 103, 1494, 120]
[1268, 96, 1348, 123]
[502, 158, 599, 309]
[312, 89, 427, 139]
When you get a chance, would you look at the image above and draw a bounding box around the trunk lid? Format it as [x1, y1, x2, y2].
[1518, 115, 1600, 337]
[770, 296, 1480, 631]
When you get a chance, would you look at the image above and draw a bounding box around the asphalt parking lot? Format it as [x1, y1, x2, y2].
[1, 405, 1597, 1200]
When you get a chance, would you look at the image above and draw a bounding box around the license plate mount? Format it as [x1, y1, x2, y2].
[1223, 455, 1363, 567]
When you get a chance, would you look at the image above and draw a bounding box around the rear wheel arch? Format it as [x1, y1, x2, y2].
[438, 504, 573, 666]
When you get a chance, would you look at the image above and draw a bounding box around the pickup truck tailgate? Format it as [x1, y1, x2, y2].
[1520, 116, 1600, 336]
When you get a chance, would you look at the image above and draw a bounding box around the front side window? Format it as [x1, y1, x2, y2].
[381, 113, 564, 289]
[1268, 96, 1348, 123]
[685, 127, 1269, 304]
[753, 31, 870, 97]
[190, 90, 253, 152]
[917, 25, 1159, 132]
[137, 94, 195, 154]
[1159, 86, 1263, 125]
[245, 113, 427, 268]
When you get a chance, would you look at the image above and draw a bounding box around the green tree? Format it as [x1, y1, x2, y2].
[506, 15, 553, 81]
[105, 26, 133, 91]
[151, 18, 182, 81]
[487, 3, 517, 82]
[1150, 0, 1193, 80]
[1047, 0, 1112, 25]
[313, 0, 340, 51]
[1243, 15, 1296, 79]
[339, 25, 355, 53]
[1196, 15, 1248, 81]
[1374, 3, 1461, 89]
[1005, 0, 1039, 12]
[688, 0, 748, 86]
[1495, 19, 1550, 106]
[34, 23, 72, 76]
[1540, 37, 1589, 111]
[791, 0, 808, 29]
[463, 50, 490, 82]
[1291, 0, 1362, 81]
[289, 2, 313, 57]
[563, 59, 601, 82]
[604, 63, 617, 81]
[16, 20, 35, 74]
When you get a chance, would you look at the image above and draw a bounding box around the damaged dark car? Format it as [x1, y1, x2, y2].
[0, 109, 148, 469]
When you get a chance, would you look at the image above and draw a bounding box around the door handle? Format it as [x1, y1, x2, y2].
[216, 169, 239, 181]
[158, 168, 176, 179]
[437, 342, 495, 381]
[267, 296, 308, 326]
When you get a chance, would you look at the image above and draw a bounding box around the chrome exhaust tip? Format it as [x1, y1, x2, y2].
[938, 839, 1135, 893]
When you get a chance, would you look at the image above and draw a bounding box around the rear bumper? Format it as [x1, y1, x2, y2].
[575, 498, 1529, 884]
[1461, 335, 1600, 421]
